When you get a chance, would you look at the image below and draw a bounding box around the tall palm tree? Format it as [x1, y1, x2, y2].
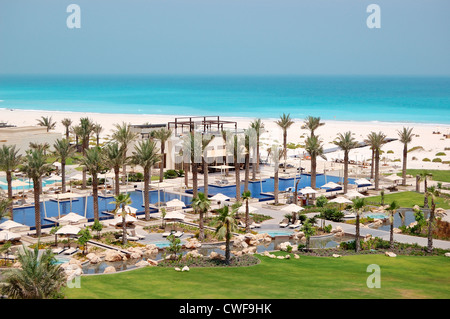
[104, 142, 126, 198]
[250, 118, 264, 180]
[182, 132, 202, 199]
[275, 113, 294, 170]
[153, 128, 172, 183]
[110, 193, 133, 245]
[425, 186, 440, 253]
[243, 129, 252, 193]
[304, 135, 326, 196]
[201, 134, 215, 197]
[241, 190, 251, 232]
[333, 132, 359, 194]
[36, 116, 56, 132]
[270, 145, 283, 205]
[365, 131, 387, 190]
[397, 127, 414, 186]
[21, 149, 52, 237]
[386, 200, 400, 248]
[52, 138, 76, 193]
[352, 197, 366, 253]
[1, 245, 66, 299]
[302, 115, 325, 138]
[417, 171, 432, 208]
[74, 118, 95, 189]
[78, 147, 104, 221]
[215, 205, 238, 265]
[0, 145, 22, 217]
[93, 123, 103, 147]
[29, 142, 50, 156]
[61, 118, 72, 140]
[131, 139, 160, 221]
[226, 133, 245, 201]
[191, 192, 211, 241]
[112, 122, 138, 183]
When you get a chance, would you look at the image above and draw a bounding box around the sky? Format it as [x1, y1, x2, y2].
[0, 0, 449, 75]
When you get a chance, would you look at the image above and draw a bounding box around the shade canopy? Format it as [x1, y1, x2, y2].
[0, 220, 28, 231]
[58, 212, 86, 223]
[53, 162, 62, 167]
[68, 173, 84, 181]
[46, 175, 62, 182]
[109, 214, 138, 226]
[385, 174, 402, 182]
[0, 230, 21, 242]
[164, 211, 185, 220]
[210, 165, 234, 169]
[210, 193, 231, 201]
[48, 192, 83, 200]
[165, 199, 186, 208]
[320, 182, 341, 189]
[345, 190, 366, 199]
[300, 187, 318, 195]
[281, 204, 304, 213]
[56, 225, 81, 235]
[149, 182, 174, 188]
[237, 205, 258, 214]
[354, 178, 372, 186]
[329, 196, 354, 204]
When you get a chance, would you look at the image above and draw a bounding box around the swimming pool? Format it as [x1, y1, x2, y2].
[365, 213, 388, 219]
[261, 230, 294, 237]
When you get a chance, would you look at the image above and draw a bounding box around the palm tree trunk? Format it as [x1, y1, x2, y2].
[311, 155, 317, 199]
[234, 156, 241, 201]
[192, 162, 198, 199]
[61, 161, 66, 193]
[122, 208, 128, 245]
[33, 179, 41, 237]
[370, 149, 375, 179]
[245, 199, 249, 233]
[244, 152, 249, 193]
[6, 171, 13, 217]
[65, 128, 70, 140]
[355, 213, 360, 252]
[424, 178, 429, 208]
[144, 167, 150, 220]
[390, 213, 394, 248]
[283, 131, 287, 170]
[427, 201, 435, 253]
[402, 144, 407, 186]
[415, 175, 420, 192]
[274, 168, 279, 205]
[374, 149, 380, 190]
[92, 175, 99, 221]
[199, 210, 204, 241]
[159, 144, 165, 182]
[114, 166, 120, 197]
[252, 147, 256, 181]
[225, 224, 231, 265]
[343, 151, 349, 194]
[203, 157, 208, 197]
[256, 138, 260, 175]
[184, 161, 189, 188]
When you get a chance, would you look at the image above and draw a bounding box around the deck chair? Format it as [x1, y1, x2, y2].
[279, 219, 289, 228]
[288, 220, 301, 229]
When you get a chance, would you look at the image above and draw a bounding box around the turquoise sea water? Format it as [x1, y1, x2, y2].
[0, 75, 449, 124]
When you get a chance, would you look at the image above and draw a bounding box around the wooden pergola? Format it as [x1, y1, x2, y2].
[167, 116, 237, 136]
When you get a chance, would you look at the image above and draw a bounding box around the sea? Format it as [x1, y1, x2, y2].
[0, 75, 449, 124]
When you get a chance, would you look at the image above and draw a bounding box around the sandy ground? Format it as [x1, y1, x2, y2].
[1, 108, 450, 171]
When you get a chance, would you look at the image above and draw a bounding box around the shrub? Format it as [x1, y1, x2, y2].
[435, 152, 446, 156]
[408, 146, 424, 153]
[315, 195, 328, 208]
[323, 224, 332, 233]
[387, 150, 394, 154]
[432, 158, 442, 163]
[319, 208, 345, 222]
[422, 158, 431, 162]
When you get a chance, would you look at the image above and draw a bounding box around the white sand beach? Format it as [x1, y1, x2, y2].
[1, 108, 450, 171]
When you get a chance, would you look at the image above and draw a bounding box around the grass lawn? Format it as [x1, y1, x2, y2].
[64, 253, 450, 299]
[366, 191, 450, 209]
[397, 169, 450, 183]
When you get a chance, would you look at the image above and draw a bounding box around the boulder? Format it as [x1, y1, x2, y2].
[130, 252, 142, 259]
[277, 256, 285, 260]
[89, 254, 101, 264]
[393, 228, 402, 234]
[103, 266, 116, 274]
[174, 267, 181, 272]
[385, 251, 397, 258]
[186, 250, 203, 259]
[69, 258, 82, 267]
[209, 251, 225, 260]
[269, 254, 276, 259]
[182, 266, 190, 272]
[285, 254, 291, 259]
[332, 254, 341, 258]
[278, 242, 298, 252]
[147, 259, 158, 266]
[135, 260, 149, 268]
[408, 221, 418, 228]
[185, 238, 202, 249]
[293, 254, 300, 259]
[105, 250, 124, 262]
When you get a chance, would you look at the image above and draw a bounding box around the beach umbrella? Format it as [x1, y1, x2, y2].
[281, 204, 304, 213]
[320, 182, 341, 189]
[238, 205, 258, 214]
[0, 230, 21, 242]
[52, 162, 62, 168]
[0, 220, 29, 231]
[55, 225, 81, 235]
[354, 178, 372, 186]
[345, 190, 366, 199]
[46, 175, 62, 182]
[166, 199, 186, 208]
[68, 173, 84, 181]
[329, 196, 353, 205]
[385, 174, 402, 183]
[57, 212, 86, 224]
[210, 193, 231, 202]
[164, 211, 185, 221]
[109, 214, 138, 226]
[299, 187, 318, 195]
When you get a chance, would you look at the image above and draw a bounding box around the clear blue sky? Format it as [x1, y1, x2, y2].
[1, 0, 449, 75]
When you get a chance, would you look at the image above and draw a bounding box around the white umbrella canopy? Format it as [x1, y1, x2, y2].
[210, 193, 231, 202]
[354, 178, 372, 186]
[53, 162, 62, 168]
[109, 214, 138, 226]
[0, 230, 21, 242]
[165, 199, 186, 208]
[320, 182, 341, 189]
[164, 211, 185, 220]
[329, 196, 354, 205]
[281, 204, 304, 213]
[46, 175, 62, 182]
[210, 165, 234, 169]
[300, 187, 318, 195]
[345, 190, 366, 199]
[385, 174, 402, 182]
[55, 225, 81, 235]
[238, 205, 258, 214]
[68, 173, 84, 181]
[0, 220, 27, 230]
[58, 212, 86, 223]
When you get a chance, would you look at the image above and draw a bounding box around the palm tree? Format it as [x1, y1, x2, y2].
[74, 118, 95, 189]
[191, 192, 211, 241]
[61, 118, 72, 140]
[110, 193, 133, 245]
[29, 142, 50, 156]
[270, 145, 283, 205]
[181, 132, 202, 199]
[386, 200, 400, 248]
[302, 115, 325, 138]
[352, 197, 366, 253]
[36, 116, 56, 132]
[425, 186, 440, 253]
[104, 142, 126, 198]
[364, 132, 387, 190]
[78, 147, 104, 221]
[397, 127, 413, 186]
[112, 122, 138, 183]
[21, 149, 52, 237]
[304, 135, 326, 196]
[1, 245, 66, 299]
[215, 205, 238, 265]
[153, 128, 172, 183]
[201, 134, 215, 197]
[250, 118, 264, 180]
[417, 171, 433, 208]
[93, 123, 103, 147]
[275, 113, 294, 170]
[226, 133, 245, 201]
[131, 139, 160, 221]
[0, 145, 22, 217]
[241, 190, 251, 232]
[243, 129, 252, 193]
[52, 139, 76, 193]
[0, 197, 12, 220]
[333, 132, 359, 194]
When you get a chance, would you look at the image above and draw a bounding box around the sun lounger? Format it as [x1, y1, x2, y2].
[239, 221, 255, 229]
[279, 219, 289, 228]
[63, 247, 78, 255]
[52, 247, 66, 255]
[288, 220, 301, 229]
[251, 222, 261, 228]
[162, 231, 171, 237]
[173, 231, 184, 238]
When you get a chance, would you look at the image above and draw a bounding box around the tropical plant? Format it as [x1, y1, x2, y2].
[301, 220, 315, 250]
[1, 245, 66, 299]
[201, 134, 215, 197]
[191, 192, 211, 241]
[21, 148, 52, 237]
[241, 190, 252, 232]
[103, 142, 127, 198]
[153, 128, 172, 183]
[364, 131, 387, 190]
[352, 197, 366, 252]
[386, 200, 400, 248]
[112, 122, 138, 183]
[61, 118, 72, 140]
[398, 127, 414, 186]
[225, 131, 245, 201]
[166, 234, 182, 261]
[93, 123, 103, 147]
[215, 205, 238, 265]
[269, 145, 283, 204]
[131, 139, 160, 220]
[302, 115, 325, 138]
[0, 145, 22, 217]
[417, 171, 433, 208]
[49, 225, 62, 246]
[110, 193, 133, 245]
[250, 118, 264, 180]
[91, 219, 103, 239]
[275, 113, 294, 170]
[73, 117, 95, 188]
[52, 138, 76, 193]
[425, 186, 440, 252]
[305, 135, 326, 195]
[333, 131, 359, 193]
[77, 228, 92, 255]
[36, 116, 56, 132]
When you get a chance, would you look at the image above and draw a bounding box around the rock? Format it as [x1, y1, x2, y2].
[408, 221, 418, 228]
[130, 252, 142, 259]
[263, 237, 272, 243]
[174, 267, 181, 272]
[269, 254, 276, 259]
[209, 251, 225, 260]
[445, 252, 450, 257]
[233, 251, 243, 257]
[385, 251, 397, 258]
[248, 239, 258, 246]
[277, 256, 285, 259]
[263, 251, 271, 257]
[332, 254, 341, 258]
[393, 228, 402, 234]
[219, 245, 226, 251]
[186, 250, 203, 259]
[69, 258, 82, 266]
[242, 246, 257, 254]
[147, 259, 158, 266]
[103, 266, 116, 274]
[185, 238, 202, 249]
[105, 250, 124, 262]
[182, 266, 190, 272]
[278, 242, 298, 252]
[293, 254, 300, 259]
[89, 255, 101, 264]
[285, 254, 291, 259]
[135, 260, 148, 268]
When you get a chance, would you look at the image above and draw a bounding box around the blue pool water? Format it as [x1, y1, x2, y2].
[0, 177, 57, 190]
[5, 190, 193, 228]
[194, 174, 352, 200]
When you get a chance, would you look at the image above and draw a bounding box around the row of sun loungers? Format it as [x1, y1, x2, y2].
[162, 231, 184, 238]
[51, 247, 79, 255]
[279, 219, 301, 229]
[238, 221, 261, 229]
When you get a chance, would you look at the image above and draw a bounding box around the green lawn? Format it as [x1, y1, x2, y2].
[64, 254, 450, 299]
[397, 169, 450, 183]
[366, 191, 450, 209]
